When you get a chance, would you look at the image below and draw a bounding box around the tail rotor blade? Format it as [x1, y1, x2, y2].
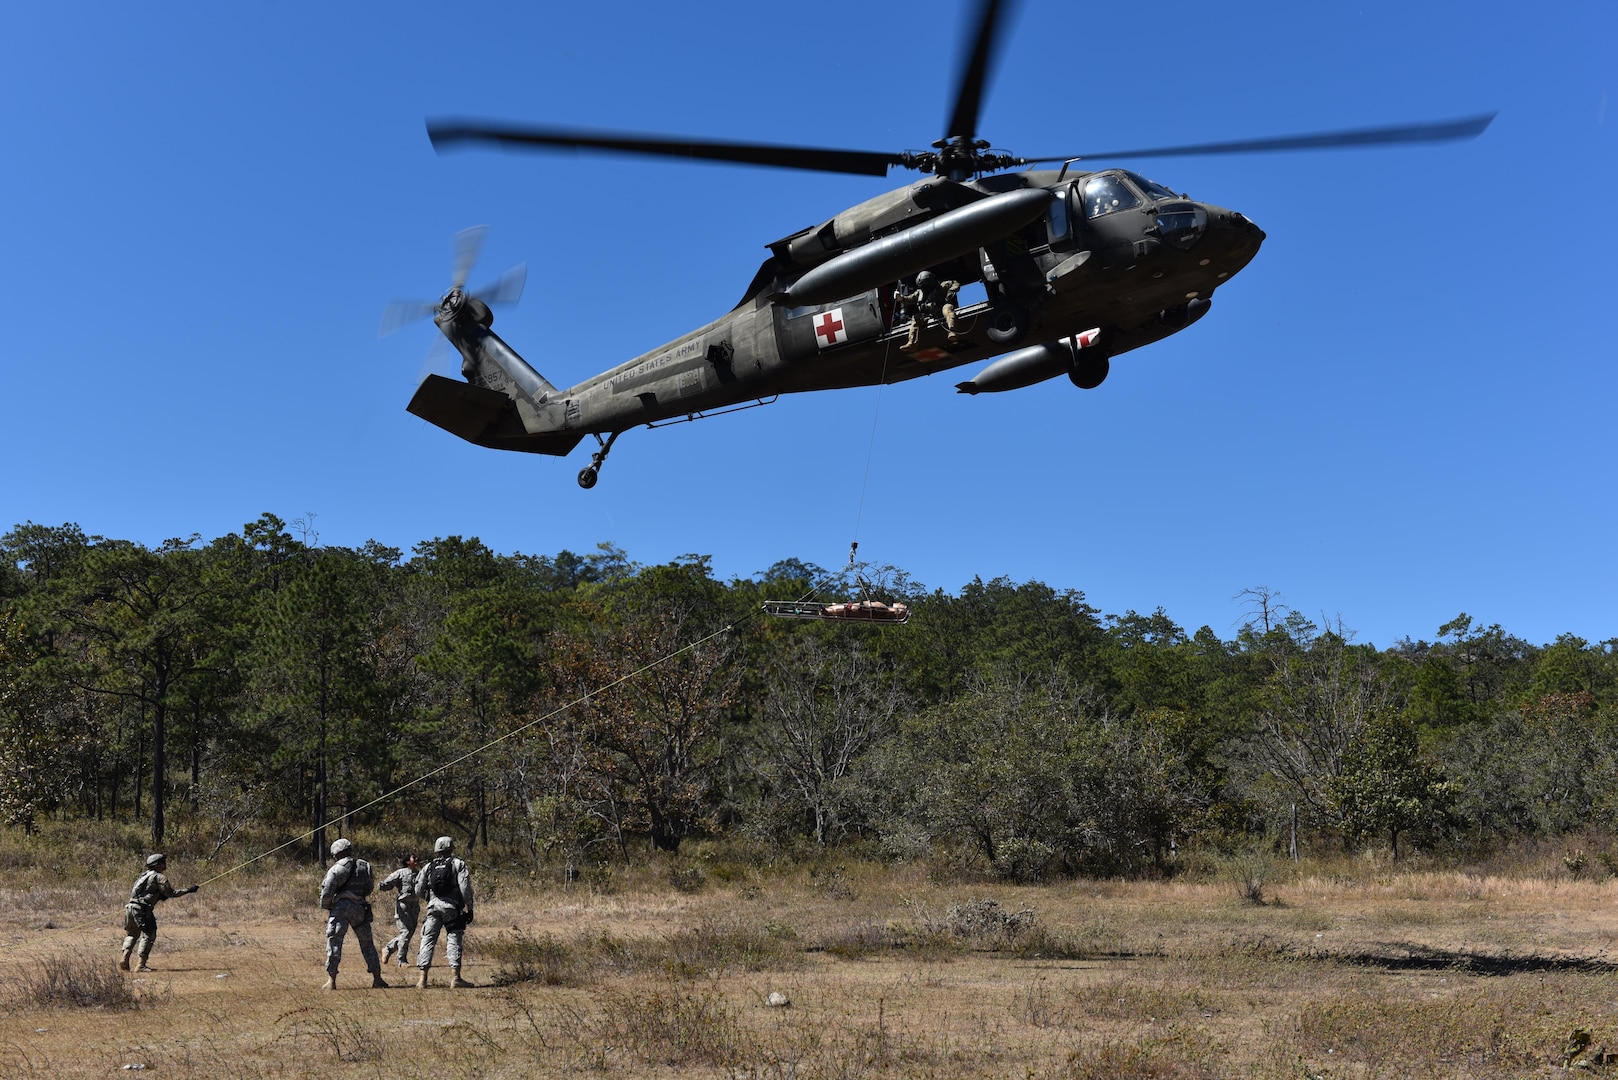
[451, 225, 488, 290]
[380, 299, 439, 338]
[472, 263, 526, 306]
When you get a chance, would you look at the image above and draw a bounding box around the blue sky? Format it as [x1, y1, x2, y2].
[2, 1, 1612, 649]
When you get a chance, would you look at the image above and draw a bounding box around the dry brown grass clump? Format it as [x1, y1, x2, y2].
[5, 948, 143, 1012]
[485, 915, 803, 987]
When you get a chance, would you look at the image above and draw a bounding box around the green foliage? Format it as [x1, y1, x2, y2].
[1326, 711, 1453, 857]
[1443, 691, 1618, 840]
[754, 634, 906, 846]
[2, 516, 1615, 874]
[547, 556, 741, 855]
[1242, 629, 1398, 832]
[248, 547, 396, 859]
[0, 613, 88, 831]
[860, 679, 1207, 877]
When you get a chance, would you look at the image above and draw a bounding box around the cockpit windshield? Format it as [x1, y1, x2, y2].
[1080, 173, 1139, 219]
[1122, 172, 1181, 201]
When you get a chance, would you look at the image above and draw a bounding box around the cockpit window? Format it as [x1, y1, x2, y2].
[1047, 190, 1071, 243]
[1080, 173, 1140, 218]
[1123, 172, 1180, 201]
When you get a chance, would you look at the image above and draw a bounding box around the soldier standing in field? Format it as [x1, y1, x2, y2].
[415, 835, 475, 988]
[378, 852, 420, 969]
[119, 853, 198, 972]
[318, 838, 387, 990]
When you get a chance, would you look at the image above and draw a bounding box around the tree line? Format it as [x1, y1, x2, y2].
[2, 514, 1614, 877]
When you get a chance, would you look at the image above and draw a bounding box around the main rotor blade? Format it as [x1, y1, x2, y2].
[1029, 113, 1496, 164]
[428, 120, 906, 178]
[451, 225, 488, 291]
[944, 0, 1015, 143]
[471, 263, 526, 306]
[379, 299, 439, 338]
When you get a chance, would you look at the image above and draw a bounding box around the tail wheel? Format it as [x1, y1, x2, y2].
[577, 466, 599, 489]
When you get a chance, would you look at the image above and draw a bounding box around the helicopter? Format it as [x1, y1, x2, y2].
[386, 0, 1491, 490]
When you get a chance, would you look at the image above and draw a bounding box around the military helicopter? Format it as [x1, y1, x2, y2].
[387, 0, 1491, 490]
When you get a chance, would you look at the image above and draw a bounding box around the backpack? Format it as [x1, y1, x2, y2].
[129, 870, 160, 906]
[425, 857, 463, 906]
[322, 857, 375, 910]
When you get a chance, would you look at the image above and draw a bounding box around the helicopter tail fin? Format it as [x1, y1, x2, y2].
[408, 374, 513, 443]
[408, 374, 583, 457]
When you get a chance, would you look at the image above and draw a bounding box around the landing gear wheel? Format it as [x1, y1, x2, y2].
[577, 430, 622, 491]
[1068, 355, 1109, 390]
[985, 301, 1030, 346]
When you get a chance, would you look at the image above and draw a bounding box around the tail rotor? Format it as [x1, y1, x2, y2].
[380, 226, 527, 353]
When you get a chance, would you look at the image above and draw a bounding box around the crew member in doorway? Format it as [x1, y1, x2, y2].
[899, 273, 927, 351]
[937, 278, 963, 342]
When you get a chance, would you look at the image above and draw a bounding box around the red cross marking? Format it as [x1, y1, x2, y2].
[814, 311, 845, 345]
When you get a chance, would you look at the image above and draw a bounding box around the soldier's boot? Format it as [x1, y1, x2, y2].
[382, 941, 395, 964]
[450, 966, 471, 989]
[136, 956, 155, 973]
[370, 970, 388, 989]
[322, 973, 337, 990]
[118, 947, 133, 972]
[416, 967, 429, 989]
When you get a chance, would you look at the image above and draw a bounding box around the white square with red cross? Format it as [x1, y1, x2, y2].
[812, 308, 848, 349]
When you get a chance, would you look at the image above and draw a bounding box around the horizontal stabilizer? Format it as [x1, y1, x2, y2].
[407, 374, 513, 442]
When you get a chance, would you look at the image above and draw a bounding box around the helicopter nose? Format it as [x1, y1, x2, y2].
[1186, 205, 1264, 284]
[1218, 208, 1265, 244]
[1207, 206, 1264, 255]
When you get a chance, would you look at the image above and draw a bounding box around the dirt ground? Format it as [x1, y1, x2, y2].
[3, 865, 1617, 1078]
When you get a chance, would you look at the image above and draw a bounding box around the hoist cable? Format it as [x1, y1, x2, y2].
[783, 328, 899, 612]
[849, 333, 896, 558]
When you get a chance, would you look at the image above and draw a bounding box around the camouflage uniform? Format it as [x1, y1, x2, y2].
[319, 841, 383, 984]
[898, 282, 926, 350]
[415, 836, 474, 987]
[902, 273, 963, 348]
[378, 861, 420, 967]
[937, 279, 963, 340]
[120, 854, 195, 971]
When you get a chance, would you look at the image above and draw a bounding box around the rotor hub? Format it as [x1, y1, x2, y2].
[906, 136, 1021, 180]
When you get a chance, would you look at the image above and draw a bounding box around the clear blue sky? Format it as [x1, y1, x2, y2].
[2, 1, 1612, 649]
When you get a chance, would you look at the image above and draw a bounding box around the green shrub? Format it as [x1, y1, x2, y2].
[667, 862, 706, 894]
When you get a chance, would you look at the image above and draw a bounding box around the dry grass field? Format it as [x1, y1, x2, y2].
[2, 851, 1617, 1078]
